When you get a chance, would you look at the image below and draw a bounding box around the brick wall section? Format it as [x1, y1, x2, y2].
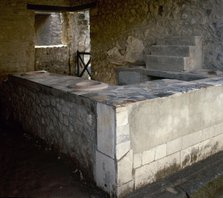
[90, 0, 223, 84]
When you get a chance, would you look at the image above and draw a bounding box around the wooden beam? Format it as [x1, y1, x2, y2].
[27, 2, 97, 12]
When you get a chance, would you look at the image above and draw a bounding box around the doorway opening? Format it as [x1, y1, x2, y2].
[34, 10, 91, 77]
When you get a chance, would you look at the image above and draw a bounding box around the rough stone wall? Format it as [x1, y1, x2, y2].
[34, 13, 70, 74]
[1, 76, 97, 177]
[35, 45, 69, 74]
[34, 10, 90, 76]
[35, 13, 63, 45]
[90, 0, 223, 84]
[0, 0, 71, 80]
[61, 12, 82, 75]
[0, 1, 34, 80]
[77, 11, 91, 52]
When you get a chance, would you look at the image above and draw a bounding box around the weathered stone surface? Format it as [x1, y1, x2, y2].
[0, 0, 71, 80]
[142, 149, 155, 165]
[146, 35, 202, 73]
[117, 150, 133, 186]
[97, 103, 115, 158]
[91, 0, 223, 84]
[1, 74, 97, 176]
[95, 151, 116, 193]
[2, 73, 223, 197]
[35, 13, 63, 46]
[133, 153, 142, 169]
[167, 137, 182, 155]
[35, 45, 70, 74]
[116, 141, 131, 161]
[135, 152, 181, 189]
[117, 180, 134, 198]
[155, 144, 167, 160]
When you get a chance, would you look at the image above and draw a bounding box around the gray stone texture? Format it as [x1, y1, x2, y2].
[2, 73, 223, 197]
[91, 0, 223, 84]
[35, 45, 70, 74]
[35, 13, 63, 46]
[147, 36, 203, 72]
[77, 11, 91, 53]
[1, 74, 97, 177]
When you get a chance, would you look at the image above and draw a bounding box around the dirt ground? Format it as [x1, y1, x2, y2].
[0, 121, 108, 198]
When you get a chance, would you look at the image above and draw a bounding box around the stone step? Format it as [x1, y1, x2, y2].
[146, 55, 192, 72]
[157, 36, 201, 46]
[151, 45, 193, 57]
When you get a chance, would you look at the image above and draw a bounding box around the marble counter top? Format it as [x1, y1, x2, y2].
[11, 71, 223, 107]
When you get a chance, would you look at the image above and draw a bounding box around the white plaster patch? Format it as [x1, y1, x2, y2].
[167, 137, 182, 155]
[182, 130, 203, 149]
[117, 150, 133, 186]
[116, 141, 131, 160]
[155, 144, 166, 160]
[142, 148, 155, 165]
[116, 107, 128, 127]
[116, 124, 130, 144]
[133, 153, 142, 169]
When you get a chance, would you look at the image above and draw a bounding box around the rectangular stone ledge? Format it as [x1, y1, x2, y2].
[8, 75, 76, 102]
[35, 44, 67, 48]
[9, 73, 223, 108]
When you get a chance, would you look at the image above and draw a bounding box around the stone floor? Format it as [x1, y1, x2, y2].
[0, 120, 223, 198]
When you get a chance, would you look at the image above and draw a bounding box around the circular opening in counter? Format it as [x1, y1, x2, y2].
[21, 70, 48, 76]
[67, 80, 108, 91]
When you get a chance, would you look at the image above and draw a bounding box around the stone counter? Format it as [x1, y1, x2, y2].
[2, 72, 223, 197]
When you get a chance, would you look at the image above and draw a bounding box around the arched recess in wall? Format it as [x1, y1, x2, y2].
[27, 3, 95, 76]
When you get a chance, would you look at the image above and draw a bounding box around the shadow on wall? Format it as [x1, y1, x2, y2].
[34, 11, 91, 76]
